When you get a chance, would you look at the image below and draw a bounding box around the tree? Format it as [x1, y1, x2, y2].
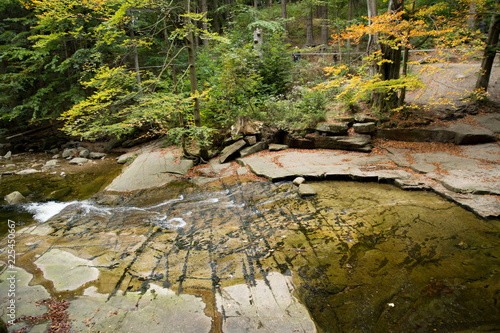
[476, 0, 500, 92]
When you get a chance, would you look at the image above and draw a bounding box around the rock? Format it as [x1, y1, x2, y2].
[47, 188, 72, 200]
[62, 148, 77, 158]
[5, 191, 26, 204]
[293, 177, 305, 186]
[286, 136, 315, 149]
[69, 158, 89, 165]
[79, 149, 90, 158]
[237, 167, 248, 176]
[50, 148, 59, 155]
[220, 139, 246, 163]
[239, 142, 267, 158]
[316, 123, 349, 136]
[45, 159, 59, 167]
[377, 123, 497, 145]
[61, 141, 80, 149]
[16, 169, 40, 175]
[4, 151, 12, 159]
[354, 115, 377, 123]
[89, 152, 107, 159]
[52, 154, 60, 159]
[117, 153, 135, 164]
[244, 135, 257, 145]
[315, 134, 373, 152]
[298, 184, 316, 197]
[269, 144, 289, 151]
[163, 159, 194, 175]
[353, 122, 376, 134]
[474, 114, 500, 134]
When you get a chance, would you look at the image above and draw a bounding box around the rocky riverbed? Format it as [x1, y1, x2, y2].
[0, 113, 499, 332]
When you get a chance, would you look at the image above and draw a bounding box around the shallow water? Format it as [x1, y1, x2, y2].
[2, 180, 500, 332]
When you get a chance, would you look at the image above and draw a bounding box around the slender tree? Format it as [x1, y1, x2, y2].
[476, 0, 500, 92]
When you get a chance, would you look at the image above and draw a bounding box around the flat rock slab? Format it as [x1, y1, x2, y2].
[220, 139, 246, 163]
[106, 150, 187, 191]
[216, 272, 316, 332]
[298, 183, 317, 197]
[378, 123, 497, 145]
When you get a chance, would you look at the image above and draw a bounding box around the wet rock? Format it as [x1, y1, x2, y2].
[79, 148, 90, 158]
[293, 177, 305, 186]
[315, 134, 373, 152]
[89, 152, 107, 159]
[62, 148, 77, 158]
[5, 191, 26, 204]
[16, 169, 40, 175]
[316, 122, 349, 136]
[220, 139, 246, 163]
[298, 183, 317, 197]
[69, 158, 89, 165]
[239, 142, 267, 158]
[269, 144, 288, 151]
[353, 122, 376, 134]
[47, 187, 72, 200]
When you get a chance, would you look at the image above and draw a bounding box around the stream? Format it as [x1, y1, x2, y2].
[1, 178, 500, 332]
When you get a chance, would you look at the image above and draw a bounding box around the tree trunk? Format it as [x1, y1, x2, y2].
[372, 0, 403, 111]
[346, 0, 352, 63]
[201, 0, 209, 47]
[476, 0, 500, 92]
[212, 0, 220, 33]
[305, 4, 315, 47]
[320, 4, 328, 47]
[366, 0, 378, 77]
[281, 0, 287, 34]
[468, 1, 477, 30]
[184, 0, 201, 128]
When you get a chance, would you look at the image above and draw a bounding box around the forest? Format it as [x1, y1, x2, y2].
[0, 0, 499, 155]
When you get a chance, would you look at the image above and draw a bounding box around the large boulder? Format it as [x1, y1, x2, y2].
[240, 142, 267, 158]
[231, 116, 261, 136]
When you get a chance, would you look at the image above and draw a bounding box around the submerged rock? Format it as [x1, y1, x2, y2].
[5, 191, 26, 204]
[298, 183, 317, 197]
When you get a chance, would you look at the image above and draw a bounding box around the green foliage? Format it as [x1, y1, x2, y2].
[260, 87, 328, 130]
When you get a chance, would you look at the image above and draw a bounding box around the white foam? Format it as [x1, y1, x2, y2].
[24, 201, 79, 222]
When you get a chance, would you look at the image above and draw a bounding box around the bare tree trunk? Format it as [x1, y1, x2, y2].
[184, 0, 201, 128]
[476, 0, 500, 91]
[305, 4, 315, 47]
[201, 0, 209, 47]
[366, 0, 378, 77]
[212, 0, 220, 33]
[281, 0, 287, 34]
[468, 1, 477, 30]
[346, 0, 352, 64]
[320, 4, 328, 47]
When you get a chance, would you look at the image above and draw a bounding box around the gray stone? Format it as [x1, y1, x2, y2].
[315, 134, 372, 152]
[79, 149, 90, 158]
[239, 142, 266, 158]
[117, 153, 135, 164]
[16, 169, 40, 175]
[163, 159, 194, 175]
[220, 139, 246, 163]
[236, 167, 248, 176]
[286, 136, 315, 149]
[353, 122, 376, 134]
[52, 154, 60, 159]
[293, 177, 305, 186]
[45, 159, 59, 167]
[244, 135, 257, 145]
[50, 148, 59, 155]
[69, 158, 89, 164]
[4, 151, 12, 159]
[298, 183, 317, 197]
[62, 148, 77, 158]
[378, 123, 497, 145]
[5, 191, 26, 204]
[474, 114, 500, 133]
[269, 144, 289, 151]
[316, 122, 349, 135]
[89, 152, 107, 159]
[354, 115, 377, 123]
